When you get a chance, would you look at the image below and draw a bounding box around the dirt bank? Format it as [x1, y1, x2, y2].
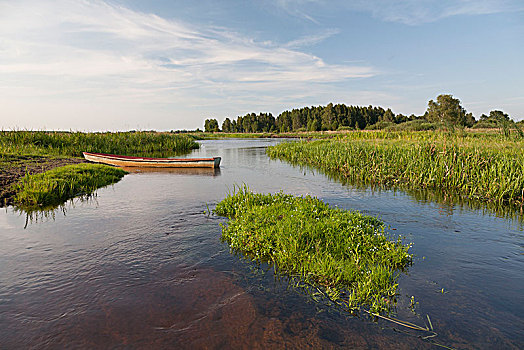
[0, 155, 87, 207]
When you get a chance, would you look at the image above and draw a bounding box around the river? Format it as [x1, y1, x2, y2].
[0, 139, 522, 349]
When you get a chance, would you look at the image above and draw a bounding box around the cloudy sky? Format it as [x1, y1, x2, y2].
[1, 0, 523, 131]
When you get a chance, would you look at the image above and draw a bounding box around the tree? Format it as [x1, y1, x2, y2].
[488, 110, 510, 122]
[321, 103, 335, 130]
[380, 108, 395, 123]
[425, 94, 474, 127]
[222, 118, 232, 132]
[395, 113, 408, 123]
[204, 118, 220, 132]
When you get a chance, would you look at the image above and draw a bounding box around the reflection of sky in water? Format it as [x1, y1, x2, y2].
[0, 212, 17, 230]
[0, 138, 522, 348]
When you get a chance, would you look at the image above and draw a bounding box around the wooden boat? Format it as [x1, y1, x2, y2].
[82, 152, 221, 168]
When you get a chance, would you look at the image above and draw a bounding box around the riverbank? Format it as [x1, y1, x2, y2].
[193, 127, 512, 140]
[0, 131, 200, 208]
[13, 163, 126, 209]
[267, 132, 524, 206]
[0, 154, 87, 207]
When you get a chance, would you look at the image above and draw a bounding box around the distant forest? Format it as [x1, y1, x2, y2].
[202, 95, 518, 133]
[205, 103, 409, 133]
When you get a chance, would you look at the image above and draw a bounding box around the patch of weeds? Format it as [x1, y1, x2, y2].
[215, 186, 412, 314]
[14, 163, 126, 208]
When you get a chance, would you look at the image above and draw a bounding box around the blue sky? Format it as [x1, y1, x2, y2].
[1, 0, 523, 131]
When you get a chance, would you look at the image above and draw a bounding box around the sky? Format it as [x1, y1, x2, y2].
[1, 0, 523, 131]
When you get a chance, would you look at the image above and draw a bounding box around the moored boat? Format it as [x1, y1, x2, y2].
[83, 152, 221, 168]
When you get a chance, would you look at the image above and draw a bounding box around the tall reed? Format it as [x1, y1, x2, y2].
[0, 131, 199, 157]
[267, 135, 524, 205]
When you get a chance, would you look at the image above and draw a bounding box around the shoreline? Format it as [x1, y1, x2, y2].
[0, 155, 87, 207]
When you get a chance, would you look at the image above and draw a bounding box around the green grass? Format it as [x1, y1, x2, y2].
[193, 128, 522, 141]
[267, 133, 524, 205]
[0, 130, 199, 157]
[1, 131, 198, 209]
[14, 163, 127, 208]
[214, 187, 412, 314]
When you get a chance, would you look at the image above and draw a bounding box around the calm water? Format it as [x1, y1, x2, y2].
[0, 139, 522, 349]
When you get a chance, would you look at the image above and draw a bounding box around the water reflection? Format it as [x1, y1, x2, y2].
[121, 167, 221, 176]
[13, 194, 99, 229]
[406, 188, 524, 224]
[280, 161, 524, 225]
[14, 166, 221, 228]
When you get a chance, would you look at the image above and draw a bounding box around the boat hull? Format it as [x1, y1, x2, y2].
[83, 152, 221, 168]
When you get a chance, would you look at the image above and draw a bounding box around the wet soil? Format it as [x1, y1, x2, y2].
[0, 155, 87, 207]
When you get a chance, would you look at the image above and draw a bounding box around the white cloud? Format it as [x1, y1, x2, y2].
[0, 0, 378, 129]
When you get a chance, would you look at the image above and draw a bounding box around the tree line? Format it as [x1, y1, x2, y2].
[203, 94, 518, 133]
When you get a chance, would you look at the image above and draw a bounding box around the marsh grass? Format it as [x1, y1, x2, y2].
[267, 133, 524, 206]
[214, 187, 412, 314]
[0, 130, 199, 157]
[14, 163, 126, 208]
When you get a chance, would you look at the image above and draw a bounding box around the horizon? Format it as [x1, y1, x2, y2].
[1, 0, 523, 131]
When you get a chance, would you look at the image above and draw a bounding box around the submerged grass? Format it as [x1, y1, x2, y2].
[267, 133, 524, 206]
[214, 187, 412, 314]
[0, 130, 199, 157]
[14, 163, 126, 208]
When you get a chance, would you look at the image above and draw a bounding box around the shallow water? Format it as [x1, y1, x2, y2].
[0, 139, 522, 349]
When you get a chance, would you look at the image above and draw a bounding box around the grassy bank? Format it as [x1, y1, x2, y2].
[0, 131, 199, 157]
[13, 163, 126, 208]
[194, 128, 517, 141]
[0, 131, 198, 207]
[0, 154, 87, 207]
[215, 188, 412, 313]
[267, 132, 524, 205]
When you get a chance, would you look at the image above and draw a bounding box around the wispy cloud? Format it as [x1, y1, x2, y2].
[272, 0, 524, 25]
[284, 29, 339, 48]
[354, 0, 524, 25]
[273, 0, 322, 23]
[0, 0, 376, 129]
[0, 0, 373, 87]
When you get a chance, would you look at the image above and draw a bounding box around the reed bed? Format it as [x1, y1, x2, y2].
[14, 163, 126, 208]
[267, 134, 524, 205]
[215, 187, 412, 314]
[0, 131, 199, 157]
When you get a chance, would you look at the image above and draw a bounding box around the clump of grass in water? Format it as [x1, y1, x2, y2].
[214, 187, 412, 314]
[14, 163, 126, 208]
